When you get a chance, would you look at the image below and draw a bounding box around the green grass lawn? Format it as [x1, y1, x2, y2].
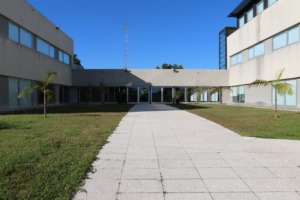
[173, 104, 300, 140]
[0, 104, 133, 200]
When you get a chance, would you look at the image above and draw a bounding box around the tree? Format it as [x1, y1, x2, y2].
[248, 69, 293, 118]
[18, 72, 59, 118]
[73, 54, 81, 65]
[157, 63, 184, 69]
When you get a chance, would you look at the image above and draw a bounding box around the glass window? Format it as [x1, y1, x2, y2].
[9, 22, 19, 43]
[37, 38, 49, 55]
[273, 32, 287, 50]
[268, 0, 277, 7]
[128, 88, 138, 102]
[49, 46, 55, 58]
[63, 53, 70, 65]
[285, 80, 296, 106]
[247, 8, 254, 22]
[20, 28, 33, 48]
[139, 87, 148, 102]
[232, 86, 245, 103]
[257, 1, 264, 14]
[91, 87, 101, 102]
[9, 78, 19, 107]
[288, 26, 300, 45]
[255, 42, 264, 57]
[231, 56, 237, 65]
[152, 87, 161, 102]
[237, 53, 242, 63]
[248, 47, 254, 59]
[201, 91, 208, 102]
[239, 16, 244, 27]
[37, 38, 55, 58]
[19, 79, 32, 106]
[163, 88, 172, 102]
[231, 52, 242, 65]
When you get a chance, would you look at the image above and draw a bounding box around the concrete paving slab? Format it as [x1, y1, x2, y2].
[256, 192, 300, 200]
[117, 193, 164, 200]
[163, 179, 207, 193]
[203, 179, 251, 192]
[210, 192, 259, 200]
[122, 169, 161, 180]
[164, 193, 212, 200]
[233, 167, 276, 179]
[74, 104, 300, 200]
[119, 180, 163, 193]
[160, 168, 200, 179]
[197, 167, 239, 179]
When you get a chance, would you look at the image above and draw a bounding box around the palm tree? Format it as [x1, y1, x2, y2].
[18, 72, 59, 118]
[248, 69, 293, 118]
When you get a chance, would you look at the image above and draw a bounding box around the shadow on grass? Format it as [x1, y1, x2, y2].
[172, 104, 211, 110]
[0, 122, 18, 130]
[1, 104, 134, 115]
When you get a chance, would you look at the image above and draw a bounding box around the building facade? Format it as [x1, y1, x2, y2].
[0, 0, 299, 110]
[227, 0, 300, 108]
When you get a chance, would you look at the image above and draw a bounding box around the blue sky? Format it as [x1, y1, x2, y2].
[27, 0, 241, 69]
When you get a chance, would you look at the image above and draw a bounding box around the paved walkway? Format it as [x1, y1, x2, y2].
[74, 104, 300, 200]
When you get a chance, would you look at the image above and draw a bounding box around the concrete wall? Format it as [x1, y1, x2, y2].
[0, 0, 73, 85]
[228, 0, 300, 86]
[72, 69, 229, 87]
[0, 0, 73, 55]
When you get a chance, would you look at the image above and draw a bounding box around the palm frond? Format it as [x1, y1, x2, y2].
[274, 82, 293, 96]
[248, 79, 271, 87]
[18, 85, 40, 98]
[42, 72, 59, 86]
[275, 68, 285, 81]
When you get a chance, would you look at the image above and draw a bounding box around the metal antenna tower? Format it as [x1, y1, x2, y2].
[123, 21, 129, 70]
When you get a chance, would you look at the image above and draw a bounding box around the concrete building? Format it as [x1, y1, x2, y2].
[0, 0, 299, 110]
[227, 0, 300, 108]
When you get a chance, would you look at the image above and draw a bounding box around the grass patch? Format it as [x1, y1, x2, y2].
[173, 104, 300, 140]
[0, 104, 133, 199]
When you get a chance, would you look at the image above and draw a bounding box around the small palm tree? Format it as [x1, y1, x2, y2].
[249, 69, 293, 118]
[18, 72, 59, 118]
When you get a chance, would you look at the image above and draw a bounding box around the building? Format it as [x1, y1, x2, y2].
[226, 0, 300, 108]
[0, 0, 299, 111]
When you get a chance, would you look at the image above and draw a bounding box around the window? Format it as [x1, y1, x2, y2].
[239, 16, 245, 27]
[152, 87, 162, 102]
[249, 42, 264, 59]
[232, 86, 245, 103]
[9, 78, 32, 107]
[268, 0, 277, 7]
[288, 26, 300, 45]
[128, 88, 138, 102]
[247, 8, 254, 22]
[37, 38, 55, 58]
[9, 22, 19, 43]
[273, 32, 287, 50]
[230, 52, 242, 65]
[273, 26, 300, 50]
[163, 88, 172, 103]
[59, 50, 70, 65]
[20, 28, 33, 48]
[272, 80, 296, 107]
[257, 1, 264, 14]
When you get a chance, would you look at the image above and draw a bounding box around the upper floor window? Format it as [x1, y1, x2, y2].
[20, 28, 33, 48]
[8, 22, 19, 43]
[37, 38, 55, 58]
[247, 8, 254, 22]
[273, 25, 300, 50]
[257, 1, 264, 15]
[249, 42, 264, 59]
[231, 52, 242, 65]
[59, 50, 70, 65]
[9, 22, 33, 49]
[239, 16, 245, 28]
[268, 0, 277, 7]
